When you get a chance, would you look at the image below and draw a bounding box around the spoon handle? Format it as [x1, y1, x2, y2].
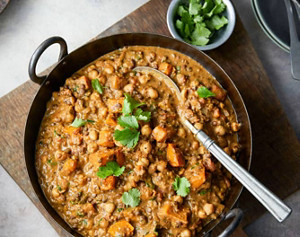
[196, 130, 292, 222]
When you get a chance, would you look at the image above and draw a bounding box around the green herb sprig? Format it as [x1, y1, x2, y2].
[175, 0, 228, 46]
[122, 188, 141, 207]
[71, 117, 95, 127]
[113, 93, 151, 148]
[96, 161, 125, 179]
[173, 177, 191, 197]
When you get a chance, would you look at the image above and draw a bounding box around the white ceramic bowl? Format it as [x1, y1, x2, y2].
[167, 0, 236, 51]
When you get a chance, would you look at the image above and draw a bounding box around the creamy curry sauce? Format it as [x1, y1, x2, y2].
[36, 46, 241, 237]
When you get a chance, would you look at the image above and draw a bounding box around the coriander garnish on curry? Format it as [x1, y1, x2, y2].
[36, 46, 241, 236]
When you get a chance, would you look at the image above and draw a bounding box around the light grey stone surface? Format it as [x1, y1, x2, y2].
[0, 0, 147, 236]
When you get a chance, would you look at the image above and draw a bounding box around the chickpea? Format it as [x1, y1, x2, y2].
[199, 145, 207, 155]
[231, 122, 241, 132]
[213, 108, 220, 118]
[176, 73, 186, 84]
[147, 87, 158, 99]
[123, 84, 134, 94]
[98, 107, 108, 119]
[191, 141, 199, 149]
[89, 130, 98, 140]
[99, 218, 109, 228]
[87, 142, 98, 153]
[88, 69, 99, 79]
[137, 157, 149, 167]
[194, 122, 203, 130]
[104, 64, 114, 74]
[156, 161, 167, 172]
[203, 203, 214, 215]
[141, 124, 152, 137]
[52, 188, 60, 198]
[102, 203, 115, 214]
[138, 75, 150, 84]
[173, 195, 183, 204]
[177, 127, 186, 138]
[140, 141, 152, 155]
[148, 163, 157, 174]
[215, 125, 226, 136]
[98, 75, 106, 85]
[231, 142, 240, 153]
[180, 229, 191, 237]
[223, 147, 231, 155]
[198, 210, 207, 219]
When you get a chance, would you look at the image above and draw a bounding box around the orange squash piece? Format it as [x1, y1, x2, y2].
[115, 150, 125, 166]
[100, 176, 116, 191]
[98, 130, 115, 147]
[158, 202, 188, 224]
[107, 98, 124, 113]
[64, 126, 80, 136]
[89, 149, 116, 168]
[61, 159, 77, 176]
[211, 84, 227, 101]
[159, 62, 173, 76]
[108, 220, 134, 237]
[105, 114, 117, 126]
[166, 144, 185, 167]
[152, 126, 168, 142]
[185, 165, 206, 189]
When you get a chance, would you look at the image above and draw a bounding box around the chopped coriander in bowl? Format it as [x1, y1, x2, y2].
[167, 0, 236, 50]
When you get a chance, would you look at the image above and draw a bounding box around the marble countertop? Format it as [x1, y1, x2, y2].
[0, 0, 299, 236]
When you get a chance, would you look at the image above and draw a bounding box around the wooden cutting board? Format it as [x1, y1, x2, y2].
[0, 0, 299, 236]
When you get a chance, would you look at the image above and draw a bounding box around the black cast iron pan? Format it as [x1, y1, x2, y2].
[25, 33, 252, 237]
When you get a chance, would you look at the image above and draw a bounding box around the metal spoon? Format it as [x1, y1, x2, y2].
[133, 66, 292, 222]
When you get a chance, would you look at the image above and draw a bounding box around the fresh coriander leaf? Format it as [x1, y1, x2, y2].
[114, 128, 140, 148]
[117, 208, 124, 212]
[118, 115, 139, 129]
[177, 5, 188, 17]
[198, 189, 211, 195]
[82, 219, 87, 225]
[91, 79, 104, 94]
[57, 185, 62, 191]
[202, 0, 214, 14]
[71, 118, 94, 127]
[122, 188, 141, 207]
[77, 211, 85, 217]
[176, 19, 185, 36]
[193, 15, 203, 23]
[197, 86, 216, 98]
[191, 23, 211, 46]
[213, 2, 226, 14]
[96, 161, 125, 179]
[206, 15, 228, 30]
[173, 177, 191, 197]
[122, 93, 144, 115]
[189, 0, 201, 15]
[134, 109, 151, 122]
[176, 66, 181, 71]
[182, 11, 195, 35]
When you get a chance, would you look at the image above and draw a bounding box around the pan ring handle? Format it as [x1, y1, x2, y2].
[204, 208, 244, 237]
[28, 36, 68, 85]
[218, 208, 244, 237]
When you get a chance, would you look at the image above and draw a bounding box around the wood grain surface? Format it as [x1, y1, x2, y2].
[0, 0, 299, 236]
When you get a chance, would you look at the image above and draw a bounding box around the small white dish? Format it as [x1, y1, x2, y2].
[167, 0, 236, 51]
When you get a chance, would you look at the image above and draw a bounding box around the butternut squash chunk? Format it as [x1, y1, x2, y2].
[159, 62, 173, 76]
[166, 144, 185, 167]
[152, 126, 168, 142]
[107, 98, 124, 113]
[98, 130, 115, 147]
[108, 220, 134, 237]
[100, 176, 116, 191]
